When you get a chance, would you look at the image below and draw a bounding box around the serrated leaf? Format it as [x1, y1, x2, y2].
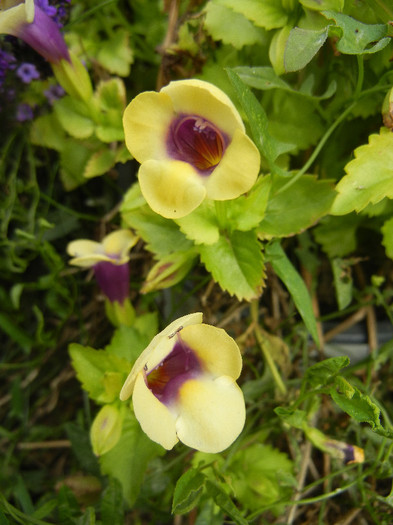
[259, 175, 336, 238]
[99, 410, 164, 506]
[331, 130, 393, 215]
[227, 176, 271, 231]
[275, 407, 307, 429]
[69, 343, 131, 403]
[205, 480, 248, 525]
[199, 230, 265, 301]
[172, 469, 206, 514]
[305, 356, 350, 387]
[204, 2, 265, 49]
[84, 149, 117, 179]
[95, 78, 126, 112]
[30, 113, 66, 151]
[54, 96, 95, 139]
[175, 200, 220, 245]
[60, 139, 91, 190]
[300, 0, 344, 9]
[284, 26, 329, 72]
[100, 478, 124, 525]
[266, 241, 319, 345]
[313, 214, 363, 258]
[330, 384, 384, 431]
[322, 10, 390, 54]
[96, 30, 133, 77]
[121, 205, 192, 256]
[216, 0, 288, 30]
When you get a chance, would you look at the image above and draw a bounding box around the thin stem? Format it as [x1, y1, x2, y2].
[251, 301, 287, 395]
[354, 55, 365, 99]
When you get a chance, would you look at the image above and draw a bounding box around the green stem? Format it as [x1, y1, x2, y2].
[251, 301, 287, 395]
[354, 55, 364, 99]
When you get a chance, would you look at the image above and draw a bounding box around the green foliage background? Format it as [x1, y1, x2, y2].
[2, 0, 393, 523]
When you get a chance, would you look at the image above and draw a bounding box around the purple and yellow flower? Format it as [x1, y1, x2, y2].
[120, 313, 246, 453]
[0, 0, 70, 63]
[67, 229, 138, 304]
[123, 79, 260, 219]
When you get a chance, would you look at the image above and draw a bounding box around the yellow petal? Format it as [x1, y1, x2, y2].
[0, 2, 28, 34]
[132, 372, 178, 450]
[120, 313, 203, 401]
[139, 159, 206, 219]
[206, 129, 260, 200]
[67, 239, 103, 267]
[181, 324, 242, 380]
[162, 79, 244, 137]
[123, 91, 174, 163]
[176, 376, 246, 453]
[102, 229, 138, 263]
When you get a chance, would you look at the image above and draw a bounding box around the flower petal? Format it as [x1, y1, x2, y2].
[120, 313, 203, 401]
[162, 79, 244, 137]
[205, 129, 260, 200]
[175, 375, 246, 453]
[0, 2, 27, 34]
[67, 239, 103, 267]
[180, 324, 242, 380]
[123, 91, 174, 163]
[133, 372, 178, 450]
[139, 159, 206, 219]
[102, 229, 138, 262]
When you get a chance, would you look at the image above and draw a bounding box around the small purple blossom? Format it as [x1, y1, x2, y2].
[44, 83, 65, 104]
[16, 62, 40, 83]
[16, 103, 34, 121]
[35, 0, 57, 18]
[0, 50, 17, 87]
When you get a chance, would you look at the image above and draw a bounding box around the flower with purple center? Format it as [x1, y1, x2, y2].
[120, 312, 246, 453]
[43, 82, 64, 104]
[123, 79, 260, 219]
[16, 61, 39, 82]
[67, 229, 138, 306]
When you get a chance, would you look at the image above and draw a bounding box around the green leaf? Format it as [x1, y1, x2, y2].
[96, 30, 133, 77]
[215, 0, 288, 30]
[83, 149, 117, 179]
[205, 481, 249, 525]
[204, 1, 265, 49]
[284, 27, 329, 72]
[331, 130, 393, 215]
[121, 192, 193, 256]
[300, 0, 344, 11]
[175, 200, 220, 245]
[100, 478, 124, 525]
[226, 68, 282, 166]
[266, 241, 319, 345]
[322, 10, 390, 54]
[331, 257, 353, 310]
[172, 469, 206, 515]
[199, 230, 265, 300]
[99, 410, 164, 506]
[304, 356, 350, 387]
[313, 214, 364, 258]
[54, 96, 95, 139]
[259, 175, 336, 238]
[69, 343, 131, 403]
[227, 175, 271, 231]
[60, 139, 91, 191]
[105, 314, 158, 363]
[330, 383, 385, 432]
[275, 407, 307, 429]
[95, 78, 126, 113]
[30, 113, 66, 151]
[382, 216, 393, 260]
[233, 66, 337, 100]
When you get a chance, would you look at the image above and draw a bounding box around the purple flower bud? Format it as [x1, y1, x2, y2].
[16, 103, 34, 121]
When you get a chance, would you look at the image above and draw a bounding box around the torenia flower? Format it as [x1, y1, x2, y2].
[67, 229, 138, 326]
[0, 0, 92, 101]
[120, 313, 246, 453]
[123, 79, 260, 219]
[0, 0, 70, 63]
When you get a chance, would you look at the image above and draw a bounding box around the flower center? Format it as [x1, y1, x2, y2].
[167, 115, 228, 174]
[146, 336, 201, 403]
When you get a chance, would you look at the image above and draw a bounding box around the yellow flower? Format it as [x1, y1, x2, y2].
[123, 79, 260, 219]
[67, 229, 137, 305]
[120, 313, 246, 453]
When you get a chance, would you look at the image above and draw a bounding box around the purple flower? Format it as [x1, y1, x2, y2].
[16, 103, 34, 121]
[0, 49, 16, 87]
[0, 1, 70, 64]
[16, 62, 40, 83]
[44, 83, 65, 104]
